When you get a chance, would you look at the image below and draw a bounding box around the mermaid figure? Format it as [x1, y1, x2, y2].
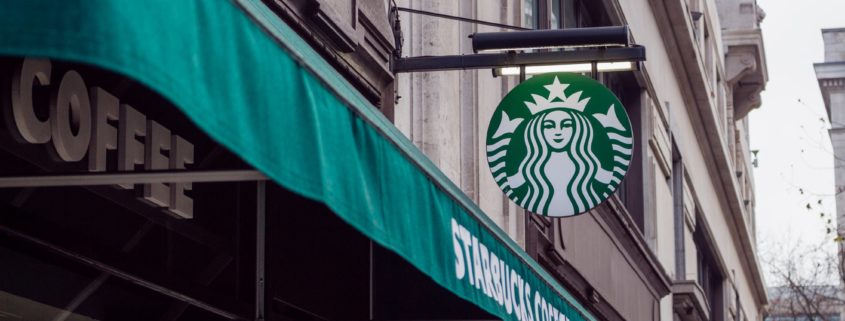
[506, 109, 613, 215]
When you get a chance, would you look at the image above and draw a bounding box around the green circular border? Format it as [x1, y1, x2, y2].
[485, 72, 634, 217]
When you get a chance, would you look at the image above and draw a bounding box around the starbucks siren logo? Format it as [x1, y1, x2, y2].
[486, 73, 633, 217]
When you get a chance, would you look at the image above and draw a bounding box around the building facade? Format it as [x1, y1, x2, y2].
[815, 28, 845, 240]
[0, 0, 767, 321]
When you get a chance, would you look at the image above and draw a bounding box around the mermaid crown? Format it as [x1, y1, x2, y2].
[524, 76, 591, 114]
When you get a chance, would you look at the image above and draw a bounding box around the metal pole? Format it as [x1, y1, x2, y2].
[0, 170, 268, 188]
[519, 65, 526, 83]
[396, 7, 528, 31]
[369, 241, 375, 320]
[255, 181, 266, 321]
[591, 61, 598, 80]
[393, 46, 645, 73]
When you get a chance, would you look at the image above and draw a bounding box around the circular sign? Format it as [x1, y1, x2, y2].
[485, 73, 633, 217]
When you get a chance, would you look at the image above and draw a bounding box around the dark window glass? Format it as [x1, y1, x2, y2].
[524, 0, 538, 28]
[0, 57, 256, 320]
[265, 184, 494, 321]
[563, 0, 578, 28]
[694, 221, 725, 321]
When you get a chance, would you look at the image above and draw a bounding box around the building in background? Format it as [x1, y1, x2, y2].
[815, 28, 845, 240]
[766, 286, 843, 321]
[814, 26, 845, 321]
[0, 0, 768, 320]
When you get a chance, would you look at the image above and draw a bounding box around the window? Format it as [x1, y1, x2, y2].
[694, 218, 725, 321]
[525, 0, 585, 30]
[605, 73, 651, 238]
[524, 0, 538, 28]
[0, 57, 259, 321]
[551, 0, 579, 29]
[672, 142, 685, 279]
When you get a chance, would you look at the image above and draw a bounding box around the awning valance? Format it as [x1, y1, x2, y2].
[0, 1, 596, 321]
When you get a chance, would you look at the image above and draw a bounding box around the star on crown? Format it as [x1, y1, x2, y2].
[524, 76, 591, 114]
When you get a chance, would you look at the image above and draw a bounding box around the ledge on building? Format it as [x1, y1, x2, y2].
[672, 280, 711, 321]
[724, 28, 768, 120]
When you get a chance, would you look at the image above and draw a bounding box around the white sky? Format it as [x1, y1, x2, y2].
[750, 0, 845, 282]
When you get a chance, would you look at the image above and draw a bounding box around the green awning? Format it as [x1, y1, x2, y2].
[0, 1, 596, 321]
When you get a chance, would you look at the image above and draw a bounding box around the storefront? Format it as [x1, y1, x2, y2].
[0, 1, 598, 321]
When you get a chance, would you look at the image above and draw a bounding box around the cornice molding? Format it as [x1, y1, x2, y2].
[814, 63, 845, 119]
[820, 78, 845, 88]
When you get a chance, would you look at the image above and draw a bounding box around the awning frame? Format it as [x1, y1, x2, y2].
[0, 0, 600, 320]
[0, 170, 267, 188]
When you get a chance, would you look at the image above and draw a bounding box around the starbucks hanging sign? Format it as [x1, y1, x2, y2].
[486, 73, 633, 217]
